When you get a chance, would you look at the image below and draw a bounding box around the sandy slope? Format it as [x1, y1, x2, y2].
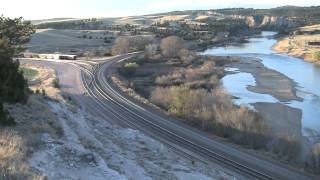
[19, 60, 236, 180]
[28, 99, 232, 179]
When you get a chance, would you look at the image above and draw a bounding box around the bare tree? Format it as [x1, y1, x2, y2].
[112, 36, 130, 55]
[112, 36, 155, 55]
[145, 44, 158, 59]
[160, 36, 185, 58]
[179, 48, 196, 64]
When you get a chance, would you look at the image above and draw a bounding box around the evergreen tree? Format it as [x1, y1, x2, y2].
[0, 16, 35, 125]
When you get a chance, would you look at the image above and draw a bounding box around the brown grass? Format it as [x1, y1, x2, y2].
[305, 143, 320, 173]
[0, 64, 64, 179]
[0, 95, 63, 179]
[0, 130, 23, 160]
[22, 64, 61, 100]
[155, 61, 222, 89]
[0, 129, 41, 179]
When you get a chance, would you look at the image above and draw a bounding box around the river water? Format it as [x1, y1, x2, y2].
[203, 32, 320, 138]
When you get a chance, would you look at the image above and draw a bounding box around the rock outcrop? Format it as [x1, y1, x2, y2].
[259, 16, 302, 29]
[231, 15, 304, 30]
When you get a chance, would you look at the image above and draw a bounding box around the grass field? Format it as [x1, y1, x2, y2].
[27, 29, 114, 54]
[21, 67, 39, 80]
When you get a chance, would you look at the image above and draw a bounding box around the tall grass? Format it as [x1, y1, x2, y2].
[0, 129, 40, 179]
[313, 51, 320, 61]
[20, 67, 39, 80]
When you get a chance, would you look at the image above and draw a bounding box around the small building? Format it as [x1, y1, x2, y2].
[23, 53, 77, 60]
[308, 41, 320, 46]
[58, 54, 77, 60]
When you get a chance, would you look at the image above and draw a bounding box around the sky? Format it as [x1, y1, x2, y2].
[0, 0, 319, 20]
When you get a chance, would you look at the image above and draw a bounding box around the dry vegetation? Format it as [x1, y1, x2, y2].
[160, 36, 186, 58]
[0, 95, 63, 179]
[150, 86, 267, 148]
[305, 143, 320, 173]
[273, 24, 320, 63]
[109, 34, 320, 173]
[155, 61, 222, 89]
[0, 130, 34, 179]
[112, 35, 155, 55]
[21, 64, 62, 99]
[112, 35, 302, 157]
[0, 64, 63, 179]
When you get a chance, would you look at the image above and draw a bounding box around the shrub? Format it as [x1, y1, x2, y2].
[120, 62, 139, 77]
[0, 102, 15, 126]
[112, 36, 155, 55]
[0, 58, 29, 103]
[52, 78, 60, 89]
[266, 134, 301, 160]
[145, 44, 158, 59]
[155, 61, 221, 90]
[179, 49, 196, 64]
[160, 36, 185, 58]
[305, 143, 320, 173]
[150, 86, 268, 149]
[313, 51, 320, 61]
[41, 89, 46, 96]
[155, 72, 184, 86]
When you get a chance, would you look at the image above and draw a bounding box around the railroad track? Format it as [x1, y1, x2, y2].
[78, 55, 314, 180]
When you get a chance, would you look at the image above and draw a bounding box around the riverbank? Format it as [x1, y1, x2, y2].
[272, 24, 320, 64]
[224, 57, 303, 154]
[225, 57, 301, 102]
[204, 30, 320, 173]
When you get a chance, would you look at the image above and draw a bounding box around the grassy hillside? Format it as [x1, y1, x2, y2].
[27, 29, 114, 54]
[34, 6, 320, 30]
[216, 6, 320, 18]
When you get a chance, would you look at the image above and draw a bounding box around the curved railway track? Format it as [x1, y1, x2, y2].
[76, 55, 314, 180]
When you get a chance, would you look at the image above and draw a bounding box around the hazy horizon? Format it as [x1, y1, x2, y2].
[1, 0, 319, 20]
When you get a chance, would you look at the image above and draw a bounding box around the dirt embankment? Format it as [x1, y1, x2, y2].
[1, 64, 63, 179]
[1, 63, 235, 179]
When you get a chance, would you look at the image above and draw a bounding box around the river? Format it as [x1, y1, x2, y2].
[203, 32, 320, 140]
